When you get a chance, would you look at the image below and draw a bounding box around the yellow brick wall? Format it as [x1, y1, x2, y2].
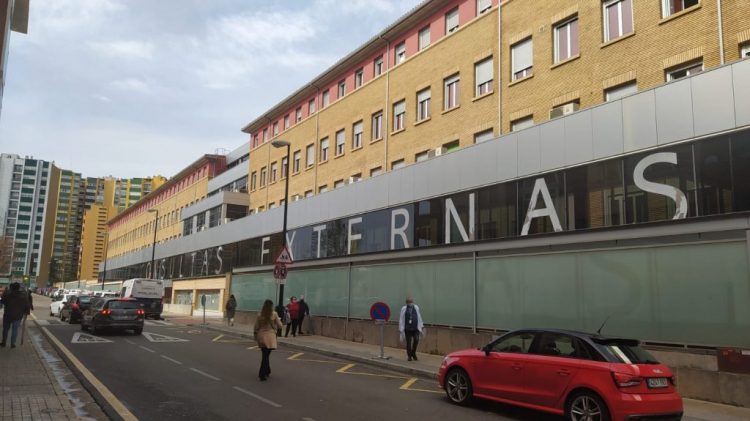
[721, 0, 750, 63]
[499, 0, 739, 132]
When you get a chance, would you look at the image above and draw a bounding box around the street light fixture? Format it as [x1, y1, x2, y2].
[271, 139, 291, 319]
[147, 209, 159, 279]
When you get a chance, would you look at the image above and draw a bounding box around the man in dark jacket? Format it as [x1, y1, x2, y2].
[1, 282, 31, 348]
[297, 295, 310, 335]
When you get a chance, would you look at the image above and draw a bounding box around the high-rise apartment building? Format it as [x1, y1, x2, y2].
[50, 169, 84, 284]
[0, 153, 59, 286]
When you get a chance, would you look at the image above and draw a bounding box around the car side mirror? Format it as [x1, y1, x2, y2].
[482, 345, 491, 356]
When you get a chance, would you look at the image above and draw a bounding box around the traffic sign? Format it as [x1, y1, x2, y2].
[201, 294, 207, 307]
[275, 246, 293, 264]
[369, 301, 391, 322]
[273, 263, 288, 280]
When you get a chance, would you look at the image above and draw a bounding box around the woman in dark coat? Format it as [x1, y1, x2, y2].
[225, 294, 237, 326]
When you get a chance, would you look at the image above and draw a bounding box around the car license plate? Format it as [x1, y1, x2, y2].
[647, 378, 669, 388]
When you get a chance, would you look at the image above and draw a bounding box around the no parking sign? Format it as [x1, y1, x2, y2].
[369, 302, 391, 322]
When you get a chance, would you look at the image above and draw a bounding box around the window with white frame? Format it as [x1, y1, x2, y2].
[250, 171, 257, 190]
[296, 107, 302, 122]
[666, 61, 703, 81]
[334, 179, 345, 189]
[293, 150, 301, 172]
[605, 81, 637, 101]
[281, 157, 288, 178]
[391, 159, 405, 170]
[351, 173, 362, 183]
[322, 90, 330, 107]
[603, 0, 633, 42]
[417, 89, 431, 121]
[415, 150, 429, 162]
[372, 111, 383, 140]
[393, 100, 405, 131]
[511, 38, 533, 81]
[370, 166, 382, 177]
[338, 80, 346, 98]
[320, 137, 329, 162]
[306, 144, 315, 167]
[335, 129, 345, 156]
[271, 162, 278, 183]
[475, 57, 493, 96]
[260, 167, 267, 186]
[446, 7, 459, 33]
[444, 74, 460, 109]
[511, 115, 534, 132]
[308, 98, 316, 114]
[355, 68, 364, 88]
[554, 16, 579, 63]
[374, 56, 384, 76]
[741, 43, 750, 59]
[418, 26, 431, 51]
[477, 0, 492, 15]
[284, 115, 290, 130]
[273, 122, 279, 136]
[474, 129, 494, 144]
[395, 42, 406, 64]
[662, 0, 699, 18]
[352, 121, 363, 149]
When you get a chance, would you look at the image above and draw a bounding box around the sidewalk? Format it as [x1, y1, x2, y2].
[165, 313, 750, 421]
[0, 321, 107, 420]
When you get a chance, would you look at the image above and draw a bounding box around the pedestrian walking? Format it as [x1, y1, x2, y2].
[1, 282, 31, 349]
[285, 296, 300, 337]
[398, 296, 424, 361]
[297, 295, 310, 335]
[253, 299, 283, 381]
[225, 294, 237, 326]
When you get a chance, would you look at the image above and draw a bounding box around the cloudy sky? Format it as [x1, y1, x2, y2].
[0, 0, 422, 179]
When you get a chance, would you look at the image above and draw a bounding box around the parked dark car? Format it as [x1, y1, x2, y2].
[438, 328, 683, 421]
[81, 298, 145, 335]
[60, 295, 95, 323]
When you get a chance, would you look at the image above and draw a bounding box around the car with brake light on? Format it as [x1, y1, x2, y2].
[50, 293, 77, 317]
[81, 298, 145, 335]
[60, 295, 96, 323]
[438, 329, 683, 421]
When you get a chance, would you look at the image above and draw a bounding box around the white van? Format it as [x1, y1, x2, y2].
[121, 279, 165, 319]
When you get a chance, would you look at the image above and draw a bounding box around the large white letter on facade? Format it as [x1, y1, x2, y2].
[521, 178, 563, 236]
[260, 236, 270, 263]
[445, 193, 475, 243]
[391, 208, 410, 249]
[348, 217, 362, 255]
[286, 231, 296, 260]
[633, 152, 688, 219]
[313, 225, 326, 258]
[215, 246, 223, 274]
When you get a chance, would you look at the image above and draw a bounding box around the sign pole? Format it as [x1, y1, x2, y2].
[378, 319, 385, 359]
[201, 294, 206, 326]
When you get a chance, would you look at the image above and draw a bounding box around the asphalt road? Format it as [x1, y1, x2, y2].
[33, 295, 561, 421]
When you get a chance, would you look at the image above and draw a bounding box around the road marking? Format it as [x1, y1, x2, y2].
[142, 332, 189, 343]
[144, 320, 173, 326]
[190, 368, 220, 381]
[336, 363, 409, 379]
[336, 363, 356, 373]
[287, 352, 341, 363]
[400, 378, 419, 389]
[212, 334, 224, 342]
[233, 386, 282, 408]
[36, 319, 49, 325]
[139, 345, 156, 353]
[247, 346, 258, 350]
[289, 352, 305, 359]
[212, 334, 251, 343]
[161, 355, 182, 365]
[71, 332, 113, 344]
[123, 339, 135, 345]
[399, 377, 444, 394]
[39, 326, 138, 421]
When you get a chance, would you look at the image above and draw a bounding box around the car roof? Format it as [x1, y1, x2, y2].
[506, 328, 638, 343]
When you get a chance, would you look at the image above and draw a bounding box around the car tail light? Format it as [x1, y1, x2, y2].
[136, 309, 145, 316]
[612, 371, 642, 388]
[100, 309, 112, 316]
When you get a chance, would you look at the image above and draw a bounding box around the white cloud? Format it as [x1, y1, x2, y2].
[110, 78, 152, 94]
[26, 0, 125, 42]
[89, 40, 154, 60]
[92, 94, 112, 103]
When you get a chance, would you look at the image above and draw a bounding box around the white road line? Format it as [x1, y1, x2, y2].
[161, 355, 182, 365]
[139, 345, 156, 353]
[190, 368, 220, 381]
[124, 339, 135, 345]
[233, 386, 282, 408]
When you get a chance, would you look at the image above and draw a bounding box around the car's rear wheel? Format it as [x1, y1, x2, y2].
[80, 322, 88, 331]
[133, 327, 143, 335]
[444, 368, 473, 405]
[567, 391, 610, 421]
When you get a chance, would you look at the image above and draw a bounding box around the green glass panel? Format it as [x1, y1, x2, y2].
[230, 273, 277, 312]
[282, 267, 349, 317]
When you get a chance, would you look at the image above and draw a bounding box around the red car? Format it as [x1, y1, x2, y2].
[438, 329, 683, 421]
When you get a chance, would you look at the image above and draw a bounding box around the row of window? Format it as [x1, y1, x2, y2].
[510, 0, 703, 82]
[250, 0, 496, 150]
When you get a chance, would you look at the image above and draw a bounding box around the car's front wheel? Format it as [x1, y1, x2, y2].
[444, 367, 473, 405]
[566, 391, 610, 421]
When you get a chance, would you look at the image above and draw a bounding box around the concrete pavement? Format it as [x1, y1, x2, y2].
[165, 313, 750, 421]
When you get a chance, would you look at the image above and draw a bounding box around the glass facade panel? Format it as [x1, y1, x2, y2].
[695, 136, 733, 216]
[731, 130, 750, 211]
[519, 172, 565, 235]
[566, 160, 624, 230]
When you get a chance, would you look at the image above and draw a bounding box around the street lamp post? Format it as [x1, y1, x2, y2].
[147, 209, 159, 279]
[272, 140, 291, 316]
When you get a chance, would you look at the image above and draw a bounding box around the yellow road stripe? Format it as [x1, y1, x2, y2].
[336, 363, 355, 373]
[288, 352, 304, 360]
[212, 334, 224, 342]
[399, 377, 418, 390]
[39, 326, 138, 421]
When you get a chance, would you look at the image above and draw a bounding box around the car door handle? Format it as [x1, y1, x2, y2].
[557, 369, 570, 376]
[511, 363, 523, 371]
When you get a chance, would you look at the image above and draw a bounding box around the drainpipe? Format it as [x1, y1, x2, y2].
[716, 0, 725, 65]
[379, 35, 391, 170]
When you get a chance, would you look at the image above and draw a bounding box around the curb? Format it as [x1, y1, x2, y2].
[188, 323, 439, 380]
[33, 319, 129, 421]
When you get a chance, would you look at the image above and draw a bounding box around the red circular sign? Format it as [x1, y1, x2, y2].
[369, 302, 391, 322]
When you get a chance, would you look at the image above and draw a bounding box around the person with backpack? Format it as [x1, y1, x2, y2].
[398, 296, 424, 361]
[1, 282, 31, 349]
